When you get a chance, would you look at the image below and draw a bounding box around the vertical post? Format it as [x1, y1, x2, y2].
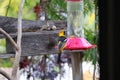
[71, 52, 83, 80]
[67, 0, 84, 80]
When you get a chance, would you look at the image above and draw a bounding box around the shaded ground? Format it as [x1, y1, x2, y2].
[0, 62, 99, 80]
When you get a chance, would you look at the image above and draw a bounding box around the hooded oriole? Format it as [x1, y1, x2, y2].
[57, 29, 66, 63]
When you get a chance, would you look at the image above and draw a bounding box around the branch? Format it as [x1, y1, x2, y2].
[0, 69, 11, 80]
[5, 0, 11, 16]
[0, 28, 19, 50]
[11, 0, 25, 80]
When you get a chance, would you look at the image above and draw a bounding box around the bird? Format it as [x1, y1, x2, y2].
[57, 29, 67, 64]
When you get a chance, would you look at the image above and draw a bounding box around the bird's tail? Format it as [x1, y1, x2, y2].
[57, 50, 62, 64]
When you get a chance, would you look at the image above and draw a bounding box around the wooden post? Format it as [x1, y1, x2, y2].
[67, 0, 84, 80]
[71, 52, 84, 80]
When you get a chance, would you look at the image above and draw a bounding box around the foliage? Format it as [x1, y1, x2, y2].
[22, 0, 40, 20]
[0, 38, 6, 53]
[0, 0, 20, 17]
[83, 11, 99, 65]
[0, 58, 14, 67]
[0, 39, 6, 46]
[0, 0, 39, 20]
[84, 0, 95, 15]
[0, 0, 95, 20]
[46, 0, 67, 20]
[0, 46, 6, 53]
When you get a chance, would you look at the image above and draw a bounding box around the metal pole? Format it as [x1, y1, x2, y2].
[71, 52, 84, 80]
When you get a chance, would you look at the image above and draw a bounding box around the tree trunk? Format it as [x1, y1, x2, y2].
[11, 0, 25, 80]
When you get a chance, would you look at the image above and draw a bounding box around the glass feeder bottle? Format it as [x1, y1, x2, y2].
[67, 0, 84, 38]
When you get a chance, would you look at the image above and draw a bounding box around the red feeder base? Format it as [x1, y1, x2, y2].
[64, 37, 96, 50]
